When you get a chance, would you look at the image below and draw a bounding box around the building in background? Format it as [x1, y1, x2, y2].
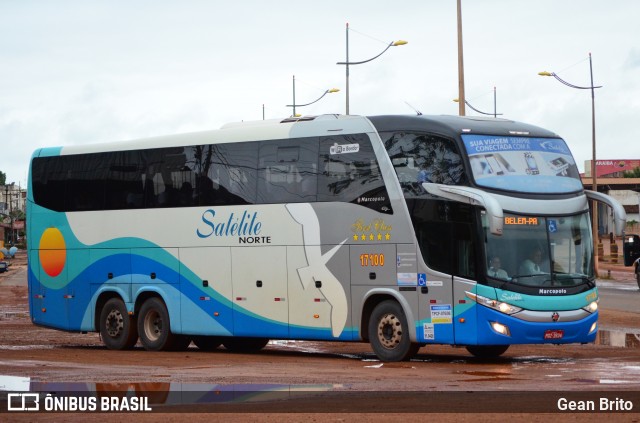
[1, 183, 27, 246]
[583, 160, 640, 236]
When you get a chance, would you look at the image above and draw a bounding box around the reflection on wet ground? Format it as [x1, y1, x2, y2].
[0, 376, 346, 408]
[597, 329, 640, 348]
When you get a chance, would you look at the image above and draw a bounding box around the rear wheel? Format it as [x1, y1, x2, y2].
[368, 300, 420, 362]
[466, 345, 510, 358]
[99, 298, 138, 350]
[222, 337, 269, 353]
[636, 269, 640, 290]
[138, 297, 187, 351]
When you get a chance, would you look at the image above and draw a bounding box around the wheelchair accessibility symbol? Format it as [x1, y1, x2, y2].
[548, 219, 557, 233]
[418, 273, 427, 286]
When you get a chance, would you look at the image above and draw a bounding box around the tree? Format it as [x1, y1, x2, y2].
[623, 166, 640, 178]
[0, 170, 5, 186]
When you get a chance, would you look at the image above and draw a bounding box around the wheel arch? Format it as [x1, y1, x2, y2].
[94, 290, 127, 333]
[360, 288, 417, 342]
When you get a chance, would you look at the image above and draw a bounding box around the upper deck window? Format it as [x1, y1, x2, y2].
[381, 131, 467, 197]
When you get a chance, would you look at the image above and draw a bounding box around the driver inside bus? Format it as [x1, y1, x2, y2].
[519, 247, 544, 275]
[487, 255, 509, 280]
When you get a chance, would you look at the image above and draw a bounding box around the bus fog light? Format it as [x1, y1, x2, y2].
[589, 322, 597, 334]
[491, 322, 511, 337]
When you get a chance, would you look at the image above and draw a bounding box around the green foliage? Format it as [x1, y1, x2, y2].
[623, 167, 640, 178]
[0, 170, 5, 186]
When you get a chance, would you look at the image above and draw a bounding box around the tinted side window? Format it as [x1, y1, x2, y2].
[257, 138, 318, 204]
[66, 153, 108, 211]
[382, 132, 467, 197]
[104, 151, 145, 210]
[33, 156, 67, 212]
[410, 199, 477, 279]
[318, 134, 391, 213]
[184, 143, 258, 206]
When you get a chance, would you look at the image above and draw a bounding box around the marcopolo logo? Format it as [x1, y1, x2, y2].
[196, 209, 271, 244]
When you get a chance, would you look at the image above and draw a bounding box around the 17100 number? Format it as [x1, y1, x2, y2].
[360, 254, 385, 267]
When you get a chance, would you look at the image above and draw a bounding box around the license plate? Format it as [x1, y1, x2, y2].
[544, 329, 564, 340]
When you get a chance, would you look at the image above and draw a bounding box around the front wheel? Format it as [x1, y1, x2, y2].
[137, 297, 187, 351]
[636, 269, 640, 290]
[368, 300, 420, 362]
[99, 298, 138, 350]
[466, 345, 510, 358]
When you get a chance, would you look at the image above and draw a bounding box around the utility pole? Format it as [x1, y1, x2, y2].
[457, 0, 466, 116]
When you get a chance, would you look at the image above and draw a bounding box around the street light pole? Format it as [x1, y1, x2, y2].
[457, 0, 466, 116]
[292, 75, 297, 117]
[345, 23, 350, 116]
[539, 53, 602, 276]
[286, 83, 340, 115]
[453, 87, 502, 117]
[337, 23, 407, 115]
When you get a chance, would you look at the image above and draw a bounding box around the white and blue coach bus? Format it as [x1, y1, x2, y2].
[27, 114, 626, 361]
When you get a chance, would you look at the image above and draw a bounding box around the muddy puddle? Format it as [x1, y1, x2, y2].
[596, 329, 640, 348]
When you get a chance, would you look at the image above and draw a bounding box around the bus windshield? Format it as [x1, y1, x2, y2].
[484, 212, 594, 288]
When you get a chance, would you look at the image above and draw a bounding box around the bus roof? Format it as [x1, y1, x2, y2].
[37, 114, 377, 157]
[367, 114, 560, 139]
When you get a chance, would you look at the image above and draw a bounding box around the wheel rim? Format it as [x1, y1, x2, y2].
[377, 312, 402, 349]
[143, 309, 162, 342]
[105, 309, 124, 338]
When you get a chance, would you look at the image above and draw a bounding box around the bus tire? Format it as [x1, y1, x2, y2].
[193, 336, 222, 351]
[222, 337, 269, 353]
[636, 269, 640, 290]
[99, 298, 138, 350]
[368, 300, 419, 362]
[137, 297, 182, 351]
[465, 345, 509, 358]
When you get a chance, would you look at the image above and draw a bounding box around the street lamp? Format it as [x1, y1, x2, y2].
[336, 23, 407, 115]
[453, 87, 502, 117]
[539, 52, 602, 275]
[286, 75, 339, 117]
[287, 75, 340, 117]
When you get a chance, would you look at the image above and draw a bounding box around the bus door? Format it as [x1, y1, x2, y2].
[413, 201, 479, 345]
[231, 246, 289, 338]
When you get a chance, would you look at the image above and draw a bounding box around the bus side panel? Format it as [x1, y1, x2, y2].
[131, 248, 181, 331]
[452, 279, 478, 345]
[231, 246, 288, 338]
[178, 247, 234, 336]
[65, 248, 92, 331]
[418, 271, 455, 344]
[287, 243, 353, 340]
[28, 250, 47, 326]
[89, 249, 132, 302]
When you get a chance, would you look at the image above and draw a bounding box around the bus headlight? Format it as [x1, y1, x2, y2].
[589, 322, 598, 334]
[491, 322, 511, 336]
[465, 292, 522, 315]
[582, 301, 598, 313]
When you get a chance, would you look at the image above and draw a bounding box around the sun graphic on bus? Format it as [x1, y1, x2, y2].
[39, 227, 67, 277]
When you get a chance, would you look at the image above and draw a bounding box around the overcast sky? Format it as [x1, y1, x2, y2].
[2, 1, 639, 187]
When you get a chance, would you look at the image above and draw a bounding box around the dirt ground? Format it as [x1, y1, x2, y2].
[1, 250, 639, 422]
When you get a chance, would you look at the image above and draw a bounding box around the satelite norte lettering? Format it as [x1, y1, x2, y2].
[196, 209, 262, 239]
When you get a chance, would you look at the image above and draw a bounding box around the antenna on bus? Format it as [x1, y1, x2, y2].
[404, 101, 422, 115]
